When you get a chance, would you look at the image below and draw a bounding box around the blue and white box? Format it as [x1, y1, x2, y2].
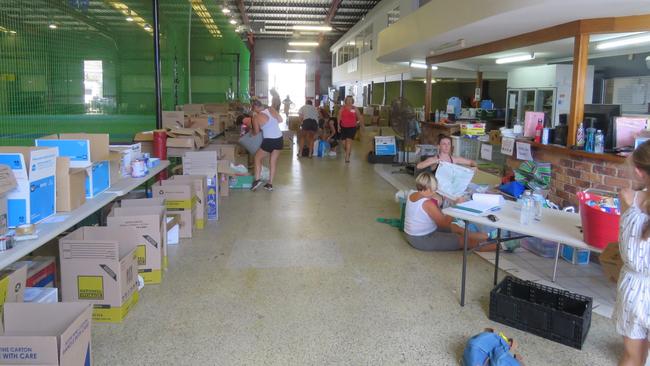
[36, 134, 111, 198]
[374, 136, 397, 156]
[0, 147, 57, 227]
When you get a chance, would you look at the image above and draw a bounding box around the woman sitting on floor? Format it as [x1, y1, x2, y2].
[403, 172, 495, 252]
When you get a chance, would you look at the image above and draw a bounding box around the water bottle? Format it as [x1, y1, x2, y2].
[594, 130, 604, 154]
[532, 189, 544, 221]
[585, 127, 596, 152]
[519, 191, 533, 225]
[435, 110, 440, 122]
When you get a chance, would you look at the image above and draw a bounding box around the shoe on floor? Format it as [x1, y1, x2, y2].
[263, 183, 273, 191]
[250, 179, 264, 191]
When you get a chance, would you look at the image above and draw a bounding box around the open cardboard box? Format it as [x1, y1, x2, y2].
[107, 206, 166, 285]
[166, 128, 208, 149]
[120, 198, 168, 269]
[0, 263, 28, 332]
[59, 227, 139, 323]
[167, 175, 207, 229]
[1, 302, 93, 365]
[152, 181, 196, 238]
[0, 147, 57, 227]
[162, 111, 190, 129]
[56, 157, 86, 212]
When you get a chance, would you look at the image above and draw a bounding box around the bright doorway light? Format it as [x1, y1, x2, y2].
[288, 41, 319, 47]
[84, 60, 103, 113]
[268, 62, 306, 114]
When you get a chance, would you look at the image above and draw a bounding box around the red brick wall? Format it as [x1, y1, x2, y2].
[507, 147, 631, 208]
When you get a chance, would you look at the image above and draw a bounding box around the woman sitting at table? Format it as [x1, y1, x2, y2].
[404, 172, 495, 252]
[416, 135, 477, 174]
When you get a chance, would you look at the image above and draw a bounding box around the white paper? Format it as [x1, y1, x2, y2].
[501, 137, 515, 156]
[471, 193, 504, 206]
[435, 162, 475, 199]
[480, 144, 493, 161]
[516, 142, 534, 161]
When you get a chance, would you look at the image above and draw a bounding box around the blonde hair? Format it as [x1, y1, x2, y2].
[632, 140, 650, 238]
[415, 172, 438, 192]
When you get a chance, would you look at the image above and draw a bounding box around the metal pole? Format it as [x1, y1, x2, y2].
[382, 75, 386, 105]
[187, 3, 192, 104]
[494, 228, 501, 285]
[461, 221, 469, 306]
[152, 0, 162, 129]
[236, 53, 241, 99]
[400, 73, 404, 98]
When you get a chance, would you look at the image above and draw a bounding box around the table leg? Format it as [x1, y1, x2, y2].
[461, 220, 469, 307]
[494, 228, 501, 286]
[552, 243, 561, 282]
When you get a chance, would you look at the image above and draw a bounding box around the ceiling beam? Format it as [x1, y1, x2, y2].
[325, 0, 343, 25]
[236, 0, 250, 28]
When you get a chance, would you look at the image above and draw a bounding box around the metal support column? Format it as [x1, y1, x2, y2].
[152, 0, 162, 129]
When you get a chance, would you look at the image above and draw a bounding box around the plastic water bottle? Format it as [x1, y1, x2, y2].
[532, 190, 544, 221]
[594, 130, 604, 154]
[519, 191, 533, 225]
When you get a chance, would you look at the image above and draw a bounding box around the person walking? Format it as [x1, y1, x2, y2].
[297, 100, 319, 158]
[282, 95, 293, 120]
[614, 140, 650, 366]
[270, 88, 281, 112]
[337, 96, 363, 163]
[250, 100, 283, 192]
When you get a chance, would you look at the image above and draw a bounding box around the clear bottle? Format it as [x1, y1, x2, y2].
[532, 189, 544, 221]
[576, 122, 585, 148]
[435, 110, 440, 122]
[594, 130, 604, 154]
[519, 191, 533, 225]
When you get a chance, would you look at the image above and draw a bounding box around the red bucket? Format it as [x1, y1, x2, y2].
[578, 190, 620, 249]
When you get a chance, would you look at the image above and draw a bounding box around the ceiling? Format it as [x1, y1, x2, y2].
[224, 0, 380, 40]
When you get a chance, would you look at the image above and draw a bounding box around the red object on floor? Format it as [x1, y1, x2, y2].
[153, 129, 168, 181]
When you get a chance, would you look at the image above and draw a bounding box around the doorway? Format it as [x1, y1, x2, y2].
[83, 60, 103, 114]
[267, 62, 306, 114]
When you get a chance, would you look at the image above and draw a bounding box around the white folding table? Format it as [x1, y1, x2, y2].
[443, 202, 603, 306]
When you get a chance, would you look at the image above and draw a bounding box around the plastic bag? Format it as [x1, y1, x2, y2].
[261, 166, 270, 181]
[514, 161, 551, 190]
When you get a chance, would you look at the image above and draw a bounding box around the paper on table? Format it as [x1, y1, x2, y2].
[435, 162, 475, 199]
[516, 142, 533, 161]
[501, 137, 515, 156]
[472, 193, 504, 206]
[480, 144, 493, 161]
[452, 199, 501, 216]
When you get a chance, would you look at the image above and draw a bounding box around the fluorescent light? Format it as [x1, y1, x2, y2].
[143, 24, 152, 31]
[495, 53, 535, 64]
[596, 33, 650, 50]
[423, 79, 437, 84]
[9, 30, 16, 34]
[410, 62, 438, 70]
[293, 25, 332, 32]
[229, 19, 237, 25]
[126, 16, 134, 22]
[222, 8, 231, 14]
[287, 49, 311, 53]
[288, 41, 319, 47]
[290, 59, 306, 63]
[48, 24, 57, 29]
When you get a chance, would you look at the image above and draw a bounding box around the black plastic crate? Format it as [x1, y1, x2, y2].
[489, 276, 592, 349]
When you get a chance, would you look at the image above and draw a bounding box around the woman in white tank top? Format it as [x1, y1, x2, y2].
[614, 140, 650, 365]
[250, 100, 284, 191]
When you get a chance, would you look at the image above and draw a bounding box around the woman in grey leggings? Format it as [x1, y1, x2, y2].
[403, 172, 491, 251]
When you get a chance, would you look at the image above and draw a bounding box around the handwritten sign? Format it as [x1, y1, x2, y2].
[516, 142, 534, 161]
[501, 137, 515, 156]
[480, 144, 493, 161]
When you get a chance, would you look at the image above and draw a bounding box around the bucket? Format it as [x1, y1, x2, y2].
[578, 190, 620, 249]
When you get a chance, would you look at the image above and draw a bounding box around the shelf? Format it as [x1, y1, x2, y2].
[526, 141, 627, 163]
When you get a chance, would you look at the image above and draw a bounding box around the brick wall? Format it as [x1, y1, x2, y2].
[507, 147, 631, 208]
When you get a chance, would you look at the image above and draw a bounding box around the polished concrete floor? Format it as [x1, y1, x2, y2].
[93, 139, 624, 365]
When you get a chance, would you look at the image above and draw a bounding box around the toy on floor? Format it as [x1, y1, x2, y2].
[462, 328, 525, 366]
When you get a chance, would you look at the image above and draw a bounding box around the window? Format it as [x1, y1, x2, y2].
[83, 60, 103, 114]
[387, 6, 400, 27]
[332, 51, 337, 68]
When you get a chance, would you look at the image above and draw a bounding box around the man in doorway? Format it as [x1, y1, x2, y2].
[282, 95, 293, 119]
[297, 99, 319, 158]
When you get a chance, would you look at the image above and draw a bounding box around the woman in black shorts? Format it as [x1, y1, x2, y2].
[251, 100, 284, 191]
[297, 100, 319, 158]
[337, 96, 363, 163]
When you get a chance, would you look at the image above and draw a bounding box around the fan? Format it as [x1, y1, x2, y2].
[389, 97, 420, 174]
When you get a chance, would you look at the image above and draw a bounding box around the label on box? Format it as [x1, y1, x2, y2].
[374, 136, 397, 156]
[501, 137, 515, 156]
[36, 139, 90, 163]
[480, 144, 493, 161]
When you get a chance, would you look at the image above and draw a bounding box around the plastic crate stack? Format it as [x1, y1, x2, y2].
[451, 136, 481, 161]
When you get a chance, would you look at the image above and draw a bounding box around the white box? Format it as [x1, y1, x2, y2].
[374, 136, 397, 156]
[0, 147, 57, 227]
[110, 143, 142, 178]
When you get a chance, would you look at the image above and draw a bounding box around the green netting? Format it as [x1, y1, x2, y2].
[0, 0, 249, 146]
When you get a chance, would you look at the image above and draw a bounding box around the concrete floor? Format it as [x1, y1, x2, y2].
[93, 140, 624, 365]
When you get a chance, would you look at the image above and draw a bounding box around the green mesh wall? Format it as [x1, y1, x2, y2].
[0, 0, 249, 146]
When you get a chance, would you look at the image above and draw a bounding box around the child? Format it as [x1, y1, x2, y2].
[614, 140, 650, 366]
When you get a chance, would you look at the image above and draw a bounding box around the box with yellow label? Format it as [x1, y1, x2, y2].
[153, 181, 196, 238]
[120, 198, 168, 269]
[107, 206, 166, 285]
[59, 226, 139, 323]
[168, 175, 207, 229]
[0, 263, 27, 332]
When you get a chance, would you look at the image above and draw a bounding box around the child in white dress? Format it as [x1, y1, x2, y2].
[614, 140, 650, 366]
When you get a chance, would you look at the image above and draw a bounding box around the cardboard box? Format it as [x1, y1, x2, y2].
[182, 152, 218, 220]
[166, 128, 208, 149]
[600, 242, 622, 283]
[0, 164, 17, 235]
[83, 160, 111, 198]
[108, 206, 166, 284]
[489, 130, 502, 145]
[0, 263, 27, 332]
[460, 123, 486, 136]
[35, 133, 110, 168]
[59, 227, 139, 323]
[120, 198, 168, 269]
[152, 182, 196, 238]
[1, 302, 92, 365]
[203, 103, 229, 114]
[183, 103, 206, 116]
[0, 147, 57, 227]
[24, 287, 58, 303]
[19, 256, 57, 288]
[56, 157, 86, 212]
[212, 144, 236, 162]
[109, 143, 142, 178]
[162, 111, 190, 129]
[168, 175, 207, 229]
[166, 215, 180, 245]
[229, 175, 254, 189]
